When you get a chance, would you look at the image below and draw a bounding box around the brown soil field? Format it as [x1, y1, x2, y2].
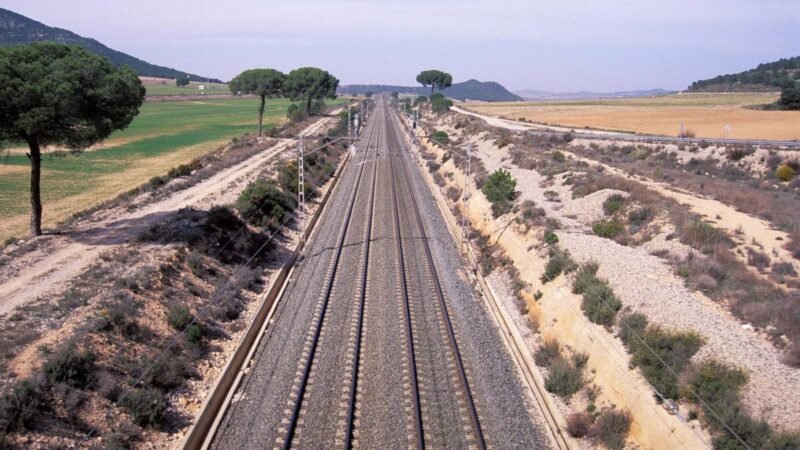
[465, 93, 800, 141]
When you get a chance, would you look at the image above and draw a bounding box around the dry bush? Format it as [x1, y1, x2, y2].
[589, 408, 631, 449]
[566, 412, 593, 438]
[534, 339, 562, 367]
[446, 186, 461, 202]
[746, 248, 771, 272]
[545, 357, 585, 398]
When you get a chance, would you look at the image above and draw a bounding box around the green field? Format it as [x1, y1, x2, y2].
[0, 97, 343, 241]
[144, 80, 230, 96]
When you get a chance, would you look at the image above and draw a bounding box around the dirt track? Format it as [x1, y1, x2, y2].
[0, 115, 335, 317]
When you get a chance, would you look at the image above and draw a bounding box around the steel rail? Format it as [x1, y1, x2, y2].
[388, 108, 487, 450]
[387, 104, 427, 450]
[281, 108, 380, 449]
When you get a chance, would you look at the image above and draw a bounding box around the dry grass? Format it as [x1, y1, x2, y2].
[465, 93, 800, 140]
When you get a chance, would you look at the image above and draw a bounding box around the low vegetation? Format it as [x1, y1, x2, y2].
[541, 246, 576, 283]
[590, 408, 632, 450]
[482, 168, 517, 217]
[572, 263, 622, 327]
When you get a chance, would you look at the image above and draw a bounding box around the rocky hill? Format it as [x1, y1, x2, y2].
[0, 7, 221, 82]
[688, 56, 799, 92]
[339, 79, 522, 102]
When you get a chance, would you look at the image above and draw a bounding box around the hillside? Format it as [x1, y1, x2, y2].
[689, 56, 800, 92]
[338, 79, 522, 102]
[514, 88, 672, 101]
[0, 7, 221, 83]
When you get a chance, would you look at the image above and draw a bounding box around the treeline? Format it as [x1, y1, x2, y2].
[688, 56, 800, 91]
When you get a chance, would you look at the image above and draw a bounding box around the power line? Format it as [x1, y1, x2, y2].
[406, 108, 750, 449]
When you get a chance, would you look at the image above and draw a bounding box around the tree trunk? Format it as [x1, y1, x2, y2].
[27, 139, 43, 237]
[258, 95, 266, 137]
[306, 95, 313, 116]
[431, 85, 434, 94]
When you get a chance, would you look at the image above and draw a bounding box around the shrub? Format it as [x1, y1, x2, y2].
[483, 169, 517, 217]
[545, 357, 585, 398]
[541, 247, 576, 283]
[519, 200, 546, 228]
[627, 324, 704, 400]
[122, 388, 166, 428]
[431, 96, 453, 113]
[602, 194, 625, 216]
[278, 160, 311, 196]
[431, 130, 449, 145]
[572, 352, 589, 370]
[543, 190, 560, 202]
[776, 164, 795, 182]
[590, 408, 632, 449]
[236, 178, 296, 229]
[592, 220, 625, 239]
[680, 221, 729, 254]
[489, 199, 512, 218]
[166, 304, 194, 331]
[566, 412, 593, 438]
[445, 186, 460, 202]
[97, 296, 140, 339]
[628, 207, 652, 226]
[618, 312, 649, 346]
[681, 359, 776, 449]
[772, 261, 797, 276]
[0, 379, 47, 432]
[543, 230, 559, 245]
[534, 339, 561, 367]
[43, 344, 96, 388]
[726, 146, 755, 161]
[141, 356, 193, 391]
[167, 164, 192, 178]
[572, 263, 622, 326]
[483, 169, 516, 203]
[746, 248, 771, 271]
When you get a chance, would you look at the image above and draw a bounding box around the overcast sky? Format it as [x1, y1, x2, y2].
[3, 0, 799, 92]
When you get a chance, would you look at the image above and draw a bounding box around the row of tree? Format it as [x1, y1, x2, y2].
[229, 67, 338, 136]
[0, 42, 343, 237]
[0, 41, 448, 239]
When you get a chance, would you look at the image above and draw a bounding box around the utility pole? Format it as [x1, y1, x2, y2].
[463, 143, 471, 249]
[348, 106, 352, 138]
[298, 135, 306, 244]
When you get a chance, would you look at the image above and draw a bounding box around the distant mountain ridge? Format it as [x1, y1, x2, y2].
[513, 88, 673, 101]
[339, 79, 522, 102]
[688, 56, 800, 92]
[0, 7, 221, 83]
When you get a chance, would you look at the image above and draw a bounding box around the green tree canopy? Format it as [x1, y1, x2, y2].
[229, 68, 286, 136]
[176, 75, 190, 87]
[0, 43, 145, 236]
[416, 69, 453, 93]
[779, 85, 800, 110]
[284, 67, 339, 116]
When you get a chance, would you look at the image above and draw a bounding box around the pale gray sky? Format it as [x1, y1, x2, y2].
[3, 0, 799, 91]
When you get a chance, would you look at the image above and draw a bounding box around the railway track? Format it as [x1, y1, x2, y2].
[203, 97, 547, 449]
[277, 106, 381, 448]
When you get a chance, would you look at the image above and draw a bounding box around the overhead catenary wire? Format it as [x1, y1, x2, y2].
[407, 108, 752, 449]
[78, 116, 354, 445]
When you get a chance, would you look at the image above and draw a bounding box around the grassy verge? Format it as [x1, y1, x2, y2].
[0, 98, 345, 242]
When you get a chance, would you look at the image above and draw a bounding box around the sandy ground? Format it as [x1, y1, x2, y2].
[462, 94, 800, 141]
[0, 115, 335, 318]
[430, 109, 800, 433]
[406, 127, 708, 448]
[461, 108, 799, 280]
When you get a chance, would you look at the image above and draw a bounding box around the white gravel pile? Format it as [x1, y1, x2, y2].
[560, 189, 627, 226]
[464, 124, 800, 432]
